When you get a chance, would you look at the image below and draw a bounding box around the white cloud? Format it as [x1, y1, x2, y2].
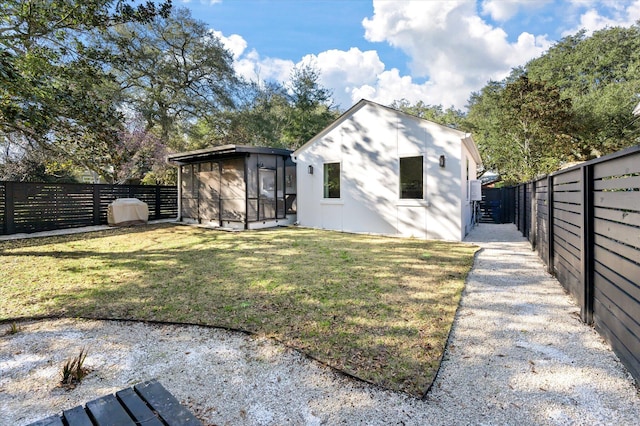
[298, 48, 385, 108]
[208, 0, 640, 111]
[210, 30, 246, 60]
[481, 0, 553, 22]
[360, 0, 551, 108]
[562, 0, 640, 35]
[210, 30, 294, 83]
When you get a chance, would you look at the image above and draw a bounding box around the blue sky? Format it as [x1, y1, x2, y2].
[178, 0, 640, 110]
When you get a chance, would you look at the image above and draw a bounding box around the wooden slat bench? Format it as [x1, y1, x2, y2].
[27, 379, 202, 426]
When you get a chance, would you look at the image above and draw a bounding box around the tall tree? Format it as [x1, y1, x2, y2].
[466, 73, 574, 183]
[214, 80, 292, 148]
[0, 0, 171, 180]
[526, 24, 640, 158]
[283, 63, 339, 149]
[389, 99, 466, 129]
[99, 7, 238, 150]
[211, 64, 340, 150]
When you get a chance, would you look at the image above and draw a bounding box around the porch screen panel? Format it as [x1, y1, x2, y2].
[259, 168, 276, 220]
[246, 154, 258, 221]
[181, 164, 198, 219]
[276, 156, 285, 218]
[220, 158, 246, 222]
[285, 158, 297, 214]
[257, 154, 278, 220]
[247, 154, 258, 199]
[198, 162, 220, 222]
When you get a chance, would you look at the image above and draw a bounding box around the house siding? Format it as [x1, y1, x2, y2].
[295, 100, 478, 241]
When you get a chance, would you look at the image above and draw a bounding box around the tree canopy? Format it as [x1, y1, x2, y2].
[389, 99, 466, 130]
[99, 7, 237, 149]
[0, 0, 172, 183]
[466, 23, 640, 183]
[0, 2, 340, 183]
[2, 4, 638, 185]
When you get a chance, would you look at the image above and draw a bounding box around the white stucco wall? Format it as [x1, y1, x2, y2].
[294, 101, 479, 241]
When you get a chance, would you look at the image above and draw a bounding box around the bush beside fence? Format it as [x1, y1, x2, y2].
[511, 145, 640, 385]
[0, 182, 177, 235]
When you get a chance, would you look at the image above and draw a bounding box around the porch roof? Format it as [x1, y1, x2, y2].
[167, 145, 292, 165]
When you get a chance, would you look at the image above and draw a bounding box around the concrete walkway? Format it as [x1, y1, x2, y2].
[425, 223, 639, 424]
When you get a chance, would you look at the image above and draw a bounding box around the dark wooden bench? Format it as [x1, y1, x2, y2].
[27, 379, 202, 426]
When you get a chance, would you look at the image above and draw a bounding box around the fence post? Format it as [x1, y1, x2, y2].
[5, 181, 15, 234]
[524, 183, 527, 238]
[547, 175, 555, 275]
[155, 186, 161, 220]
[581, 164, 595, 324]
[531, 181, 537, 249]
[92, 185, 101, 225]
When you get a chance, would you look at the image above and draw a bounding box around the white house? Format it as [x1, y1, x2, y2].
[292, 99, 482, 241]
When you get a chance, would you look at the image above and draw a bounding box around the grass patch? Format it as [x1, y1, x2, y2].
[0, 223, 478, 396]
[4, 321, 21, 335]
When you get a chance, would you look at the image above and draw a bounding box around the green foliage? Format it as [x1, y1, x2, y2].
[213, 64, 340, 150]
[4, 321, 21, 335]
[60, 347, 89, 389]
[389, 99, 466, 129]
[283, 63, 339, 149]
[467, 24, 640, 183]
[467, 74, 574, 183]
[99, 7, 237, 150]
[526, 24, 640, 157]
[0, 0, 172, 181]
[212, 81, 293, 148]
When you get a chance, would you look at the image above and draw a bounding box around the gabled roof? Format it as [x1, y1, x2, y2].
[293, 99, 482, 165]
[167, 144, 292, 165]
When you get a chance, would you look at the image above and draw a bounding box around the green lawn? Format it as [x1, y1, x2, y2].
[0, 223, 478, 396]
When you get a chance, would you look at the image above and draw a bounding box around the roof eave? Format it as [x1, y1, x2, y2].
[167, 145, 293, 165]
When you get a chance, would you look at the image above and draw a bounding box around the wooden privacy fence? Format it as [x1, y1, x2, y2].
[512, 145, 640, 384]
[0, 182, 178, 235]
[480, 186, 516, 224]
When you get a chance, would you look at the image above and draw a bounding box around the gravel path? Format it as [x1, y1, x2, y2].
[1, 223, 638, 425]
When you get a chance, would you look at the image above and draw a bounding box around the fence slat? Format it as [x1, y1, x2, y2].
[593, 191, 640, 209]
[593, 175, 640, 190]
[594, 207, 640, 228]
[593, 154, 640, 179]
[594, 218, 640, 250]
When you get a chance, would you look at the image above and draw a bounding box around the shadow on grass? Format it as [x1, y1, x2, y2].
[0, 223, 478, 397]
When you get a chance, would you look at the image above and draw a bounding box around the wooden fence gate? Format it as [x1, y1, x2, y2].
[480, 187, 515, 223]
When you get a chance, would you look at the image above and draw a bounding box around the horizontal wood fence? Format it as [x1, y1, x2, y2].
[0, 182, 177, 235]
[479, 187, 515, 223]
[511, 144, 640, 384]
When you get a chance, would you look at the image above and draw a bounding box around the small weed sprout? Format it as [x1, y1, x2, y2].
[5, 322, 21, 335]
[60, 347, 90, 389]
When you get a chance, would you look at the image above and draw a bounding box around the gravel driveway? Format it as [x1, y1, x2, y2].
[1, 223, 638, 425]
